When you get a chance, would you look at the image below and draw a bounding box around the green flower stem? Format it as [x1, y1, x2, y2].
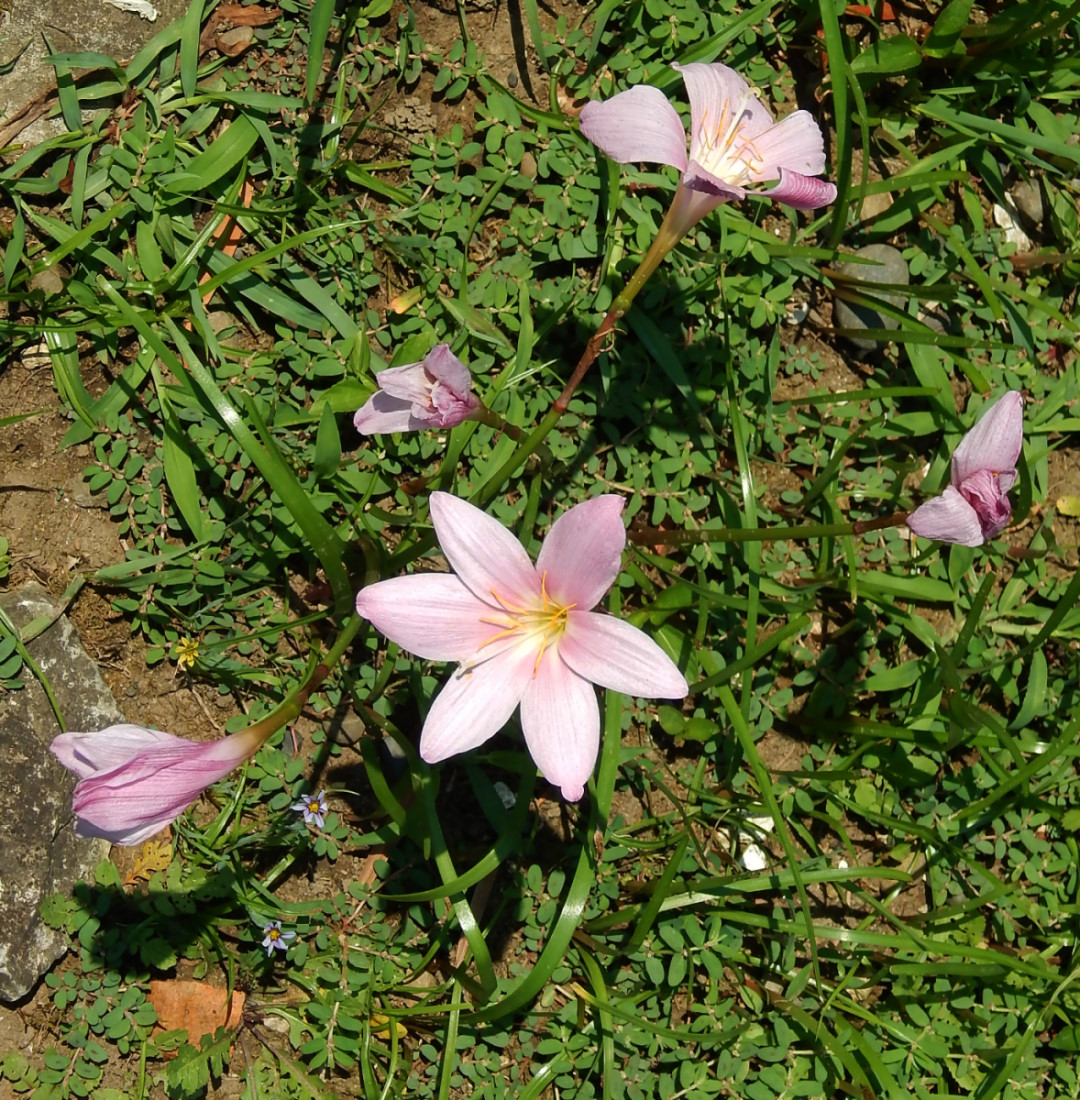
[471, 404, 554, 468]
[472, 405, 563, 508]
[628, 511, 910, 548]
[235, 615, 363, 748]
[552, 219, 677, 415]
[472, 201, 685, 506]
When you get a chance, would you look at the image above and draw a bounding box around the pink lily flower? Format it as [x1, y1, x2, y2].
[579, 62, 837, 239]
[353, 344, 481, 435]
[355, 493, 689, 801]
[907, 391, 1024, 546]
[51, 723, 266, 846]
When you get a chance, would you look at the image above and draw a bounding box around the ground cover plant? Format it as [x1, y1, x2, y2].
[1, 0, 1080, 1096]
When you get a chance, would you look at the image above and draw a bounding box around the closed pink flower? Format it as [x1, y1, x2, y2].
[353, 345, 480, 435]
[355, 493, 689, 801]
[907, 391, 1024, 546]
[51, 723, 265, 846]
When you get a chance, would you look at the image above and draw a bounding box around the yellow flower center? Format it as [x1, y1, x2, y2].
[476, 572, 575, 675]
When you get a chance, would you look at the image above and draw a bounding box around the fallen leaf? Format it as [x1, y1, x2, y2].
[124, 837, 173, 885]
[215, 4, 281, 26]
[1057, 495, 1080, 517]
[149, 979, 245, 1056]
[371, 1014, 407, 1039]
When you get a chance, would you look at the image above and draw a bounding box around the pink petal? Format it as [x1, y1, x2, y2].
[375, 361, 433, 405]
[679, 163, 746, 204]
[70, 733, 257, 846]
[762, 168, 838, 210]
[51, 724, 176, 779]
[958, 468, 1014, 540]
[906, 485, 986, 546]
[423, 344, 473, 396]
[674, 62, 773, 165]
[356, 573, 497, 661]
[428, 384, 480, 428]
[559, 611, 689, 698]
[519, 656, 600, 802]
[429, 492, 539, 607]
[75, 815, 177, 848]
[748, 110, 828, 179]
[419, 649, 534, 763]
[951, 391, 1024, 485]
[535, 495, 625, 610]
[353, 391, 429, 434]
[579, 84, 689, 172]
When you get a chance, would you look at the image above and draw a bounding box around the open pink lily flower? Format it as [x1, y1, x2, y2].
[907, 391, 1024, 546]
[580, 62, 837, 238]
[354, 344, 481, 435]
[51, 723, 266, 846]
[356, 493, 688, 801]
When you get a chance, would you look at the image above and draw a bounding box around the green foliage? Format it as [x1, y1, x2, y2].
[2, 0, 1080, 1097]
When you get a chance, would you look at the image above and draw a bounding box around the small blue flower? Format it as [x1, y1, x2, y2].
[291, 789, 329, 829]
[261, 921, 295, 958]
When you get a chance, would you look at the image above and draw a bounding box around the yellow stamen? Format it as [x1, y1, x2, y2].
[471, 572, 577, 677]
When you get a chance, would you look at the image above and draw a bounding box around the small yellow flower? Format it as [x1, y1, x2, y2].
[175, 636, 201, 671]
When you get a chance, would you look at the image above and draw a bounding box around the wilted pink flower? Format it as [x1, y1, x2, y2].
[580, 62, 837, 238]
[355, 493, 688, 801]
[907, 391, 1024, 546]
[51, 723, 266, 846]
[353, 344, 480, 435]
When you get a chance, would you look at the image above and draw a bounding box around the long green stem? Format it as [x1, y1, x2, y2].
[232, 615, 363, 749]
[552, 197, 687, 414]
[628, 511, 909, 548]
[472, 205, 685, 506]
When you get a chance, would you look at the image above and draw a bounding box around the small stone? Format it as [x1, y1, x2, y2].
[207, 310, 236, 334]
[1010, 180, 1044, 228]
[833, 244, 909, 355]
[858, 191, 894, 223]
[214, 25, 254, 56]
[992, 202, 1034, 253]
[29, 266, 65, 296]
[917, 308, 948, 336]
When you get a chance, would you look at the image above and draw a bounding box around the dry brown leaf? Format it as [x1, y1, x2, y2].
[123, 837, 172, 885]
[215, 4, 281, 26]
[149, 979, 245, 1053]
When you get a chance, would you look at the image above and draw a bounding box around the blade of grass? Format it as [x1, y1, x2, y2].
[179, 0, 207, 100]
[306, 0, 336, 103]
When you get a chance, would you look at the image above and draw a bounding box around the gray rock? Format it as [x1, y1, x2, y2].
[0, 0, 193, 150]
[1011, 180, 1044, 228]
[0, 584, 117, 1002]
[833, 244, 909, 354]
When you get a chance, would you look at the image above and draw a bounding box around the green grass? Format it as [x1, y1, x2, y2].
[2, 0, 1080, 1097]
